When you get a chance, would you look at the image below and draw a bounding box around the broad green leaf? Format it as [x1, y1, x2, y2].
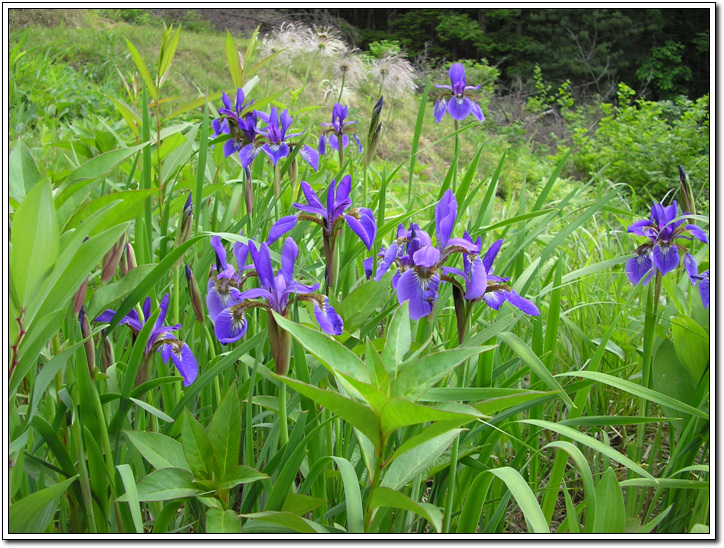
[63, 189, 155, 233]
[277, 375, 381, 451]
[207, 384, 241, 479]
[379, 399, 483, 438]
[281, 493, 326, 516]
[116, 464, 144, 533]
[272, 312, 370, 382]
[225, 31, 244, 88]
[557, 370, 708, 419]
[392, 346, 494, 400]
[124, 430, 190, 472]
[328, 456, 364, 533]
[457, 472, 495, 533]
[369, 487, 443, 533]
[9, 475, 78, 534]
[161, 126, 198, 184]
[381, 301, 412, 377]
[117, 468, 205, 502]
[382, 429, 462, 491]
[182, 409, 217, 480]
[497, 332, 574, 407]
[339, 278, 391, 333]
[671, 315, 709, 386]
[240, 512, 329, 534]
[487, 467, 549, 533]
[522, 419, 654, 480]
[108, 96, 140, 137]
[86, 264, 155, 319]
[217, 465, 268, 491]
[10, 180, 58, 306]
[207, 508, 241, 533]
[9, 139, 39, 202]
[472, 391, 551, 416]
[690, 524, 710, 534]
[619, 478, 708, 489]
[130, 397, 174, 423]
[592, 468, 625, 533]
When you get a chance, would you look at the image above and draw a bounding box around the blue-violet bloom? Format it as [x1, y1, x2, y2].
[685, 254, 710, 309]
[434, 63, 485, 123]
[95, 294, 198, 386]
[256, 107, 319, 171]
[318, 103, 362, 156]
[626, 201, 708, 285]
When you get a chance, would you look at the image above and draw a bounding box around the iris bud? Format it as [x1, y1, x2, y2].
[185, 264, 206, 325]
[101, 234, 126, 283]
[79, 307, 95, 379]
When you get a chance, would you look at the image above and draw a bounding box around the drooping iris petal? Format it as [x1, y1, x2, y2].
[686, 225, 709, 244]
[699, 273, 710, 308]
[281, 237, 298, 285]
[434, 98, 448, 123]
[396, 268, 440, 320]
[345, 211, 376, 250]
[470, 101, 485, 122]
[503, 291, 540, 316]
[684, 253, 699, 285]
[206, 278, 244, 321]
[363, 257, 374, 280]
[238, 143, 262, 169]
[482, 289, 506, 310]
[653, 242, 680, 275]
[262, 142, 290, 165]
[435, 190, 457, 249]
[625, 249, 654, 286]
[268, 216, 298, 245]
[318, 134, 327, 156]
[313, 297, 344, 335]
[627, 219, 654, 236]
[299, 145, 319, 171]
[160, 339, 198, 387]
[354, 133, 362, 153]
[446, 237, 480, 252]
[214, 305, 248, 344]
[375, 242, 399, 281]
[447, 97, 474, 121]
[224, 138, 242, 158]
[465, 255, 487, 300]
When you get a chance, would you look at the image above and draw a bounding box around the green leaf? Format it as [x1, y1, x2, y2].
[339, 279, 391, 333]
[207, 508, 241, 533]
[117, 468, 205, 502]
[207, 384, 241, 479]
[671, 315, 709, 386]
[116, 464, 144, 533]
[382, 429, 462, 491]
[281, 493, 326, 516]
[272, 312, 369, 382]
[592, 468, 625, 533]
[240, 512, 328, 534]
[472, 391, 551, 416]
[277, 376, 381, 451]
[379, 399, 482, 438]
[369, 487, 443, 533]
[556, 370, 708, 419]
[181, 409, 216, 480]
[457, 471, 495, 533]
[62, 189, 155, 234]
[9, 475, 78, 533]
[521, 419, 654, 480]
[10, 180, 58, 307]
[487, 467, 549, 533]
[9, 139, 40, 202]
[381, 301, 412, 377]
[217, 465, 268, 491]
[86, 265, 155, 319]
[125, 38, 157, 100]
[392, 346, 494, 400]
[130, 397, 174, 423]
[123, 430, 190, 472]
[497, 332, 574, 407]
[328, 456, 364, 533]
[225, 31, 244, 88]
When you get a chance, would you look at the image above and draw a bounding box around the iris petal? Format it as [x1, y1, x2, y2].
[503, 291, 540, 316]
[653, 243, 680, 275]
[434, 98, 448, 123]
[447, 97, 474, 121]
[396, 269, 439, 320]
[625, 251, 654, 286]
[313, 298, 344, 335]
[465, 255, 487, 300]
[268, 216, 298, 245]
[214, 307, 248, 344]
[435, 189, 457, 249]
[685, 225, 709, 244]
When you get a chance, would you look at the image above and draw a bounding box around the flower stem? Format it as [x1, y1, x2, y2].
[279, 381, 289, 448]
[337, 73, 346, 103]
[453, 119, 460, 192]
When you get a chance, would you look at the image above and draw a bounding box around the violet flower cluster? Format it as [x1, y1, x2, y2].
[95, 295, 198, 386]
[212, 89, 319, 171]
[625, 201, 708, 286]
[318, 103, 362, 156]
[373, 190, 537, 320]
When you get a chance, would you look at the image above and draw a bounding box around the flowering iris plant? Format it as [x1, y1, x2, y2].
[269, 174, 376, 292]
[211, 89, 260, 168]
[210, 237, 343, 375]
[434, 63, 485, 123]
[625, 201, 708, 285]
[318, 103, 361, 164]
[374, 190, 480, 320]
[256, 107, 319, 171]
[205, 233, 254, 322]
[95, 294, 198, 386]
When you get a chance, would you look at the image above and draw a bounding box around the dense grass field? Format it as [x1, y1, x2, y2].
[7, 10, 711, 536]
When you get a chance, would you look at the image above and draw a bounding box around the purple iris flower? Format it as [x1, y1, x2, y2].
[685, 254, 710, 309]
[434, 63, 485, 123]
[625, 201, 709, 285]
[211, 89, 263, 169]
[256, 107, 319, 171]
[205, 233, 254, 322]
[443, 237, 539, 315]
[374, 190, 479, 320]
[95, 294, 198, 386]
[212, 237, 343, 346]
[318, 103, 362, 156]
[268, 174, 376, 290]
